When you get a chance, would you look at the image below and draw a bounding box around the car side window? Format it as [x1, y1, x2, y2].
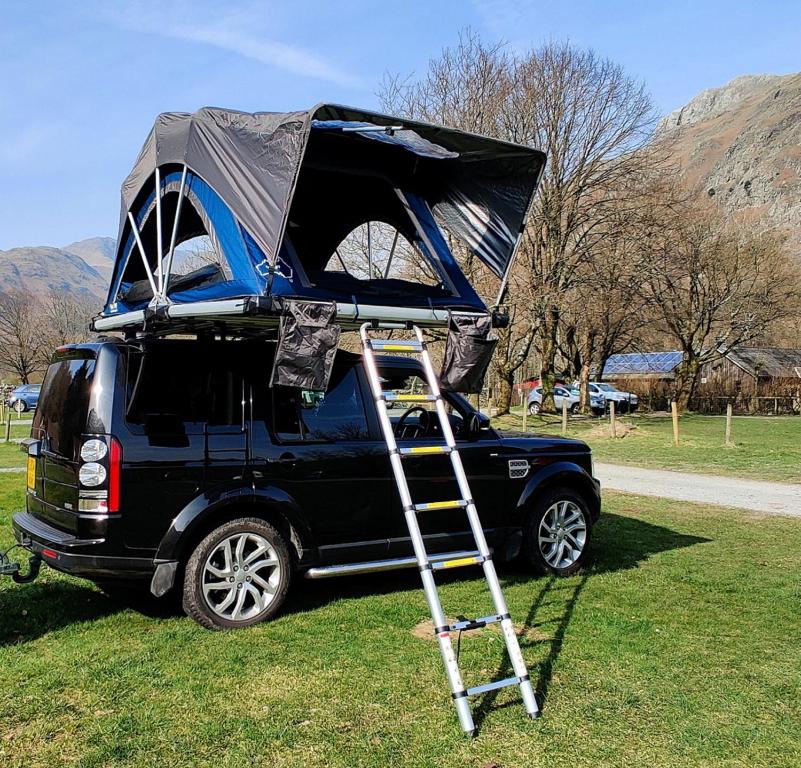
[380, 369, 465, 439]
[271, 366, 369, 442]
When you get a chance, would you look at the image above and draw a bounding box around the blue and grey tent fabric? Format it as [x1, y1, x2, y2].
[105, 104, 546, 318]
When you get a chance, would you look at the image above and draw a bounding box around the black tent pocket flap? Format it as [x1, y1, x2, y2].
[271, 301, 341, 391]
[440, 314, 497, 394]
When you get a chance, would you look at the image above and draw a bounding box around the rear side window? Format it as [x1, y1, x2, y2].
[34, 356, 96, 458]
[272, 367, 369, 442]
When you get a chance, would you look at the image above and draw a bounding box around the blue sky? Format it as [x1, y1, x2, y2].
[1, 0, 800, 250]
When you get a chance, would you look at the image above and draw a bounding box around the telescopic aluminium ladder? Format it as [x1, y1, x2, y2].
[360, 322, 540, 735]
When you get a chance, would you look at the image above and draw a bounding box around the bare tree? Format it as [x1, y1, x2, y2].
[380, 32, 662, 413]
[637, 201, 800, 410]
[0, 291, 47, 384]
[40, 290, 95, 352]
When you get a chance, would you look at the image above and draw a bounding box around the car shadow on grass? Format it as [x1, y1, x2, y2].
[0, 578, 181, 647]
[470, 512, 710, 733]
[0, 580, 121, 647]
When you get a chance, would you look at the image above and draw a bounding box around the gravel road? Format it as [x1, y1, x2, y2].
[595, 462, 801, 517]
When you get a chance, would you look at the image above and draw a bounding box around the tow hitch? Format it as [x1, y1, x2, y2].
[0, 542, 42, 584]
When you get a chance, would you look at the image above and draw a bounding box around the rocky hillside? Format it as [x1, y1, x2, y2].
[0, 242, 109, 304]
[658, 72, 801, 259]
[62, 237, 116, 281]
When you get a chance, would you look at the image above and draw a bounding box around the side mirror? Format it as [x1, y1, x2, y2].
[468, 413, 490, 435]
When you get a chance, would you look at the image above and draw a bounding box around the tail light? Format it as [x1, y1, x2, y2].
[108, 437, 122, 513]
[77, 435, 121, 514]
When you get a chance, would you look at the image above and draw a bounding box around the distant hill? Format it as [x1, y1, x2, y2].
[0, 243, 108, 304]
[657, 72, 801, 260]
[62, 236, 116, 281]
[0, 237, 198, 305]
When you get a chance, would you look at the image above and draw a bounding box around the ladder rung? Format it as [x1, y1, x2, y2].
[466, 676, 520, 697]
[399, 445, 451, 456]
[369, 340, 423, 352]
[431, 553, 484, 570]
[450, 614, 505, 632]
[415, 499, 467, 512]
[384, 393, 437, 402]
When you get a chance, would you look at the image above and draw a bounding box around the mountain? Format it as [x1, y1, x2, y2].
[657, 72, 801, 258]
[0, 244, 108, 303]
[62, 236, 116, 281]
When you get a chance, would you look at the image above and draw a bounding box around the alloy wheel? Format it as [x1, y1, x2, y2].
[538, 500, 587, 569]
[201, 532, 281, 621]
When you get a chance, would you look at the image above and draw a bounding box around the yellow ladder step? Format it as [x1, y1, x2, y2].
[415, 499, 467, 512]
[399, 445, 451, 456]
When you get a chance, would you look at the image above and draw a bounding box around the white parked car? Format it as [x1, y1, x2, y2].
[588, 382, 638, 413]
[528, 385, 606, 415]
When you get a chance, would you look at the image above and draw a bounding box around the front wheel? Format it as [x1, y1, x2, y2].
[522, 487, 592, 576]
[570, 402, 581, 414]
[183, 517, 292, 630]
[12, 400, 27, 413]
[528, 401, 541, 415]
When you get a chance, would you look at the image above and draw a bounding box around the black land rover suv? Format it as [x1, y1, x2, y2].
[13, 338, 600, 630]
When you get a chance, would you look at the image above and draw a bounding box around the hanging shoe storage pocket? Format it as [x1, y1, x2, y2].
[271, 301, 341, 391]
[439, 314, 497, 394]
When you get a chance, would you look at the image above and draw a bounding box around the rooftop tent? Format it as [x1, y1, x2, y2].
[97, 105, 546, 332]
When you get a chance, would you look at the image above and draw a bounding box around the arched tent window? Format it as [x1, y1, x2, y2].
[107, 167, 266, 311]
[327, 221, 440, 286]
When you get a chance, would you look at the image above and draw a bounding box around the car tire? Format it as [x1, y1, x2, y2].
[570, 403, 580, 414]
[183, 517, 292, 631]
[12, 400, 26, 413]
[529, 402, 540, 415]
[522, 486, 592, 576]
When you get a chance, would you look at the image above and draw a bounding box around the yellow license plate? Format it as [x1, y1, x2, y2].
[27, 456, 35, 489]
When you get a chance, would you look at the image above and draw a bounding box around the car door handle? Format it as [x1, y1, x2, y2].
[268, 452, 298, 466]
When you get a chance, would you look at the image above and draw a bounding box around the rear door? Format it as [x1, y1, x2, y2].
[29, 350, 98, 533]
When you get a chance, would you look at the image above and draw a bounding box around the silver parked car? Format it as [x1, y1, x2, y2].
[528, 385, 605, 415]
[588, 382, 638, 412]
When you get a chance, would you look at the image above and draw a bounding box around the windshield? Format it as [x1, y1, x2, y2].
[598, 383, 617, 392]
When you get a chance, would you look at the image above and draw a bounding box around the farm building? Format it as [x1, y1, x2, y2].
[598, 347, 801, 413]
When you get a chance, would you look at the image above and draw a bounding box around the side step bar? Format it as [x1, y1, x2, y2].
[303, 550, 485, 580]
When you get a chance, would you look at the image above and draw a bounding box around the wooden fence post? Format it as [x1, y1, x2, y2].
[522, 396, 528, 432]
[671, 400, 680, 446]
[4, 412, 11, 443]
[561, 398, 568, 436]
[725, 401, 734, 447]
[609, 400, 616, 438]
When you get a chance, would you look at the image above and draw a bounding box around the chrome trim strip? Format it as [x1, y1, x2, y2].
[302, 549, 481, 580]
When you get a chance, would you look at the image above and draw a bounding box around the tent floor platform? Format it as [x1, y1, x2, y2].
[91, 297, 489, 337]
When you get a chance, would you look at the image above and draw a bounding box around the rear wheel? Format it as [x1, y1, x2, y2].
[522, 487, 592, 576]
[183, 517, 292, 630]
[528, 401, 541, 415]
[570, 403, 581, 414]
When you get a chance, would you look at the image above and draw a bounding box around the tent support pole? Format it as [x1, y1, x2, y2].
[162, 165, 188, 300]
[334, 249, 349, 273]
[383, 230, 400, 278]
[367, 221, 374, 279]
[127, 211, 159, 300]
[155, 167, 164, 296]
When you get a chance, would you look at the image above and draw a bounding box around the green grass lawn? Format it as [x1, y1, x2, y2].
[495, 411, 801, 484]
[0, 424, 31, 469]
[1, 472, 799, 767]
